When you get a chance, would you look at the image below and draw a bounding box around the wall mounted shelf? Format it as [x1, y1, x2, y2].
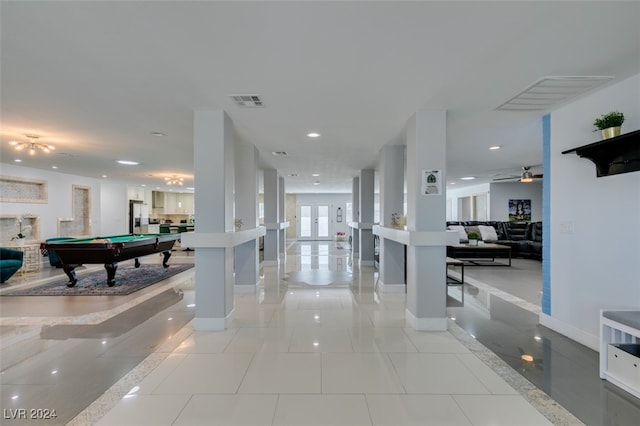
[562, 129, 640, 177]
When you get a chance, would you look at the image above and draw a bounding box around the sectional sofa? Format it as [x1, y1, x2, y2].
[446, 221, 543, 260]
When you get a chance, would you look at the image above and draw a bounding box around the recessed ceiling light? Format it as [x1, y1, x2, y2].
[449, 182, 456, 185]
[102, 175, 108, 178]
[150, 132, 166, 137]
[312, 173, 320, 177]
[460, 176, 476, 180]
[14, 159, 22, 163]
[307, 132, 321, 138]
[141, 184, 146, 187]
[117, 160, 139, 165]
[52, 166, 58, 169]
[313, 181, 320, 185]
[489, 145, 501, 150]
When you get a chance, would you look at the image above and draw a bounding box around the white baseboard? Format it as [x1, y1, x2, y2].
[539, 313, 599, 351]
[405, 309, 447, 331]
[193, 309, 235, 331]
[377, 280, 405, 293]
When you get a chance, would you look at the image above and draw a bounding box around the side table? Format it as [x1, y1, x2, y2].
[12, 244, 41, 273]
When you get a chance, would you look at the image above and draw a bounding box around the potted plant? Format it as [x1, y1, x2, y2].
[593, 111, 624, 139]
[467, 231, 480, 246]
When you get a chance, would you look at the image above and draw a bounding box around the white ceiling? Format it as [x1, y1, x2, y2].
[1, 1, 639, 193]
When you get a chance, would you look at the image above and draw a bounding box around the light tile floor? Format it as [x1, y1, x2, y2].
[7, 241, 631, 424]
[88, 242, 557, 426]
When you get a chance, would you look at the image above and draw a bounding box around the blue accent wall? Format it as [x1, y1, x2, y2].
[542, 114, 551, 315]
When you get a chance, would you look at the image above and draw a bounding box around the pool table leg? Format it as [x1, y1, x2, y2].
[105, 263, 117, 287]
[134, 258, 140, 268]
[62, 265, 79, 288]
[162, 250, 171, 268]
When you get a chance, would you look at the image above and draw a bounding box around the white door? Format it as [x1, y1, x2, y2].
[298, 204, 332, 240]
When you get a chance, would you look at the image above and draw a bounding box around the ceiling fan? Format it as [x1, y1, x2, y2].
[493, 166, 543, 183]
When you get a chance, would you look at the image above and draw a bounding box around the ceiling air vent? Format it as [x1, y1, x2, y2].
[497, 76, 615, 111]
[271, 151, 288, 156]
[229, 94, 264, 108]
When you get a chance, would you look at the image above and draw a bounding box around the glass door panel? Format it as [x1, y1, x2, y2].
[299, 205, 312, 239]
[317, 205, 330, 238]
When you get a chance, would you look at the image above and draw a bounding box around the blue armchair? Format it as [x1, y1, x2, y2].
[1, 248, 24, 283]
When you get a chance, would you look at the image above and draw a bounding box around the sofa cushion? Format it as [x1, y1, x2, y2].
[447, 225, 468, 243]
[478, 225, 498, 242]
[504, 221, 529, 240]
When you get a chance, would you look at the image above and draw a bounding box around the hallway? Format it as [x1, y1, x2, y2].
[1, 241, 638, 425]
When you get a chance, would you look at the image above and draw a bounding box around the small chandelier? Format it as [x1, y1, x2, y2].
[9, 134, 55, 155]
[165, 175, 184, 186]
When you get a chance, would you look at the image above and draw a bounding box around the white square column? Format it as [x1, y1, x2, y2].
[263, 169, 280, 264]
[192, 110, 235, 330]
[234, 144, 260, 293]
[379, 145, 406, 292]
[405, 110, 448, 331]
[350, 177, 360, 255]
[359, 169, 375, 265]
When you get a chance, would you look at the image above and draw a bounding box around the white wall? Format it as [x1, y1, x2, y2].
[489, 181, 542, 222]
[0, 163, 128, 240]
[542, 73, 640, 350]
[295, 193, 352, 237]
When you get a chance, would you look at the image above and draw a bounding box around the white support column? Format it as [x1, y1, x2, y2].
[359, 169, 375, 265]
[350, 177, 360, 256]
[405, 110, 448, 331]
[278, 176, 286, 258]
[263, 169, 280, 264]
[234, 143, 260, 293]
[192, 110, 235, 330]
[379, 145, 406, 292]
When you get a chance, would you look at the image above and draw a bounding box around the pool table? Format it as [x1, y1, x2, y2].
[40, 233, 181, 287]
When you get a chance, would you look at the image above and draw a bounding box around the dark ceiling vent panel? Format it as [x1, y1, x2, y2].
[229, 94, 264, 108]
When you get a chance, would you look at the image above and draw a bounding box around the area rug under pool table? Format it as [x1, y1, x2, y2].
[2, 263, 194, 296]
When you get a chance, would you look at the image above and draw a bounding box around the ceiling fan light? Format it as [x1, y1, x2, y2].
[520, 177, 534, 183]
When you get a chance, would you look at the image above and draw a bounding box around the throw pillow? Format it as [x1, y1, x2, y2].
[478, 225, 498, 242]
[447, 225, 468, 243]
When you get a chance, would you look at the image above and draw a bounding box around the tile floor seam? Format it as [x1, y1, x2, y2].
[384, 351, 408, 394]
[235, 351, 257, 395]
[452, 352, 494, 395]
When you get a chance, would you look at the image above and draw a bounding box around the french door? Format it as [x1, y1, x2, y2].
[298, 204, 331, 240]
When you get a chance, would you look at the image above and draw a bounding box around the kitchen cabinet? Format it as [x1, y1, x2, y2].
[128, 186, 150, 203]
[161, 192, 194, 214]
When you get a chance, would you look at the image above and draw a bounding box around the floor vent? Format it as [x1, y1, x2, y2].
[229, 94, 264, 108]
[497, 76, 615, 111]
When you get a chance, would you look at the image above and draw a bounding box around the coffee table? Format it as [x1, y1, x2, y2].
[446, 243, 511, 266]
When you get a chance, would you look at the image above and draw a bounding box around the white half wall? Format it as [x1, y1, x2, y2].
[546, 73, 640, 350]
